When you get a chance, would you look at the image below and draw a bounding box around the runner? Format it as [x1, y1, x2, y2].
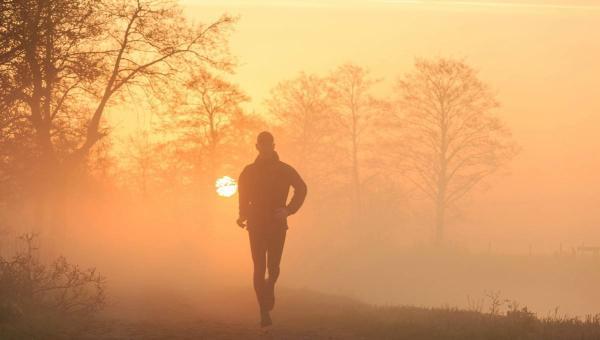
[236, 131, 307, 327]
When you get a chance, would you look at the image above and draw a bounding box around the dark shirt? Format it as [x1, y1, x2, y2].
[238, 152, 307, 230]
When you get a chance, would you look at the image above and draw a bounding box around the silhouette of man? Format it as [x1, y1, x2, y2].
[237, 131, 307, 327]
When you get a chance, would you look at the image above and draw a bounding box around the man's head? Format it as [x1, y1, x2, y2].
[256, 131, 275, 155]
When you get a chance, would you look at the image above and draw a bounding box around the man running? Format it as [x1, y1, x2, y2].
[237, 131, 307, 327]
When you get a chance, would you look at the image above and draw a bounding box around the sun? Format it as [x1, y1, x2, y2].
[215, 176, 237, 197]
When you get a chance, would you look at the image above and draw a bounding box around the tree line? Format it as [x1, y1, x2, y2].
[0, 0, 517, 245]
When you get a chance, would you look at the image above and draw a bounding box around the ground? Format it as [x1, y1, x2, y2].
[70, 287, 600, 340]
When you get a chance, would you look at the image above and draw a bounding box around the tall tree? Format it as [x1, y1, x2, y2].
[395, 58, 518, 244]
[181, 69, 249, 178]
[1, 0, 235, 167]
[328, 64, 383, 213]
[122, 129, 156, 197]
[266, 72, 339, 190]
[1, 0, 102, 165]
[0, 0, 235, 230]
[156, 68, 254, 187]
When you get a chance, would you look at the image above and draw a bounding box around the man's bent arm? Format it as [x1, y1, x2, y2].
[286, 167, 307, 215]
[238, 168, 250, 220]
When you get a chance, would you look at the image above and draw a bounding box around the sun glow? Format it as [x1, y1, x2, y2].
[216, 176, 238, 197]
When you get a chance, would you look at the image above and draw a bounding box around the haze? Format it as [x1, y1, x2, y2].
[157, 0, 600, 251]
[2, 0, 600, 333]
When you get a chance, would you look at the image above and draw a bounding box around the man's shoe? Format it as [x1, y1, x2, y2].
[260, 310, 272, 328]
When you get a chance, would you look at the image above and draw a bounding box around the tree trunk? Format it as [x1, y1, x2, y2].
[351, 107, 361, 216]
[436, 106, 448, 246]
[352, 135, 361, 214]
[435, 197, 445, 245]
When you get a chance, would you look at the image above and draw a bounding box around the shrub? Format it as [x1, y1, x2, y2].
[0, 234, 106, 339]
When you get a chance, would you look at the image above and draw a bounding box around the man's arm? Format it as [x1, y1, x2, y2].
[285, 166, 307, 215]
[237, 167, 250, 227]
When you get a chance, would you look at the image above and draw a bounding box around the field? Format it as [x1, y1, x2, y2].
[4, 287, 598, 340]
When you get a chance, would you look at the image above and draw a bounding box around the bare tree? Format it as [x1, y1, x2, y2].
[1, 0, 235, 170]
[328, 64, 384, 213]
[178, 69, 249, 178]
[266, 72, 340, 190]
[77, 0, 235, 160]
[154, 69, 252, 186]
[395, 58, 518, 244]
[122, 129, 156, 196]
[1, 0, 235, 229]
[0, 104, 35, 203]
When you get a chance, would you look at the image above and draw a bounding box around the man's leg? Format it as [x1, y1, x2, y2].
[248, 229, 271, 326]
[264, 229, 287, 311]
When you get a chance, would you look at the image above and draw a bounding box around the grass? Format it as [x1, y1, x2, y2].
[75, 287, 600, 340]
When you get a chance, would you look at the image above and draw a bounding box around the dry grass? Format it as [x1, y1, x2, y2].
[76, 288, 600, 340]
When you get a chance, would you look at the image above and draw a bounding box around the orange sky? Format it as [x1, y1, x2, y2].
[129, 0, 600, 252]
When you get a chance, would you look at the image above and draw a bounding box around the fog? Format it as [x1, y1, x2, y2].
[1, 0, 599, 331]
[191, 0, 600, 251]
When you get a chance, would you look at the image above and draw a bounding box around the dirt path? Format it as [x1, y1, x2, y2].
[85, 320, 351, 340]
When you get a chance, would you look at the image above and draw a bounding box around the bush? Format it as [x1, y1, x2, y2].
[0, 234, 106, 339]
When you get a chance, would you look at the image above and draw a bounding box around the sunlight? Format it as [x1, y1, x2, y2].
[216, 176, 238, 197]
[380, 0, 600, 11]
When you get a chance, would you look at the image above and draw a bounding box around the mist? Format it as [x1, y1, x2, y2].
[1, 0, 599, 338]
